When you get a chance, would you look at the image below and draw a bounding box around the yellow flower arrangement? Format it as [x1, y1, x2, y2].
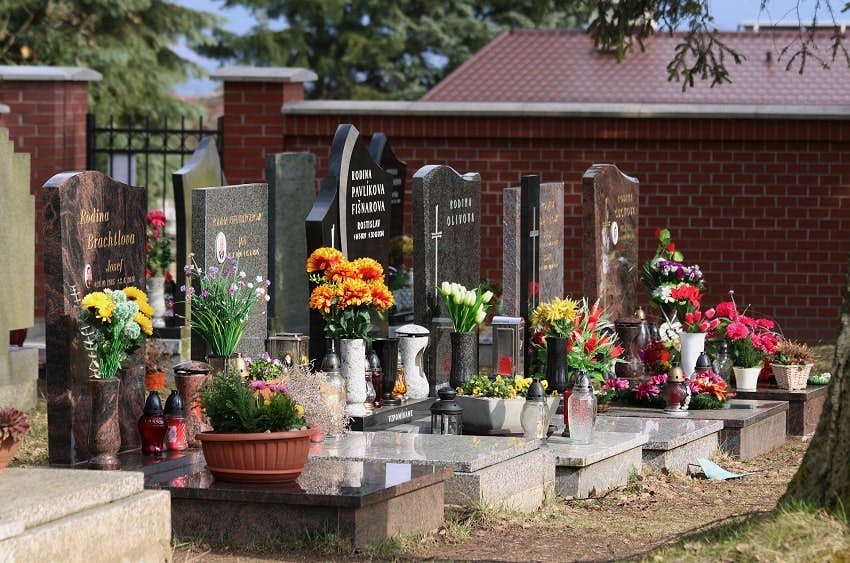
[307, 247, 394, 340]
[530, 297, 579, 338]
[79, 286, 154, 378]
[456, 373, 548, 399]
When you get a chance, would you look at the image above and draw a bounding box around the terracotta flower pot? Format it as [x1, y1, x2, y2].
[0, 436, 22, 474]
[196, 428, 312, 484]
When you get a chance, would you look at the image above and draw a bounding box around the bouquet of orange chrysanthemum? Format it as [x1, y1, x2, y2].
[306, 247, 394, 341]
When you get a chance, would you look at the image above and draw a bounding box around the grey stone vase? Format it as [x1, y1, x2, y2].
[449, 331, 478, 389]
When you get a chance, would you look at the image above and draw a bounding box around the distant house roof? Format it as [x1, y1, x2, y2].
[420, 28, 850, 106]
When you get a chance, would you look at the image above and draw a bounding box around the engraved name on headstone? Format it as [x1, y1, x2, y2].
[43, 171, 147, 466]
[582, 164, 640, 321]
[306, 124, 393, 362]
[412, 165, 481, 392]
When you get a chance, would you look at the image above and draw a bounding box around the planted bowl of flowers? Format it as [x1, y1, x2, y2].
[0, 407, 30, 474]
[712, 293, 778, 391]
[771, 340, 815, 390]
[196, 369, 311, 484]
[454, 374, 558, 434]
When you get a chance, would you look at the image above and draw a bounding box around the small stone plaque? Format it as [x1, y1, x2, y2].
[191, 183, 268, 358]
[581, 164, 639, 321]
[43, 171, 147, 466]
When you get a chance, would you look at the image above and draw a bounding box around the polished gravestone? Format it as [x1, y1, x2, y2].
[313, 430, 552, 512]
[595, 416, 723, 473]
[581, 164, 639, 321]
[412, 165, 481, 391]
[42, 171, 147, 466]
[348, 397, 434, 431]
[733, 384, 827, 436]
[604, 399, 788, 460]
[191, 182, 269, 358]
[138, 448, 450, 549]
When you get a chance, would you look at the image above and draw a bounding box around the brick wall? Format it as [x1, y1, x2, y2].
[0, 79, 91, 319]
[220, 89, 848, 344]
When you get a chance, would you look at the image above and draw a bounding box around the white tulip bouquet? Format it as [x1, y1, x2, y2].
[438, 281, 494, 333]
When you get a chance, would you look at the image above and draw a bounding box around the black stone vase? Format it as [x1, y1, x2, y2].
[449, 331, 478, 389]
[545, 336, 569, 394]
[88, 377, 122, 470]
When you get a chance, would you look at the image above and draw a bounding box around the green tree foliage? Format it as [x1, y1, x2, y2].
[198, 0, 592, 100]
[0, 0, 223, 122]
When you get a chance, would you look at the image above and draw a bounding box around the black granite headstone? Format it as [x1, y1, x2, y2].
[43, 171, 147, 466]
[412, 165, 481, 391]
[306, 124, 393, 361]
[368, 133, 407, 247]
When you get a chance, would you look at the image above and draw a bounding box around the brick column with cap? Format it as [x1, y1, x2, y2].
[0, 66, 101, 320]
[211, 66, 316, 184]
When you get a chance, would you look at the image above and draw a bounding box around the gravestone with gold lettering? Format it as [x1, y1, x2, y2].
[43, 170, 147, 466]
[412, 165, 481, 392]
[0, 129, 37, 412]
[581, 164, 639, 321]
[305, 124, 393, 362]
[191, 183, 269, 358]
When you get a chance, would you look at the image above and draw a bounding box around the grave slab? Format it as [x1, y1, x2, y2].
[546, 431, 646, 499]
[313, 430, 553, 512]
[0, 468, 170, 562]
[605, 399, 788, 460]
[595, 416, 722, 473]
[733, 384, 827, 436]
[139, 449, 450, 549]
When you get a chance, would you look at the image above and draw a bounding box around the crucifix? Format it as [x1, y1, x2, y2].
[528, 205, 540, 310]
[330, 224, 336, 249]
[431, 204, 443, 298]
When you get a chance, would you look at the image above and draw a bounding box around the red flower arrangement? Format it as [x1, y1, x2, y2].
[710, 291, 779, 368]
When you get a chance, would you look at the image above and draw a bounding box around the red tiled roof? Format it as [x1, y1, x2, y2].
[421, 28, 850, 106]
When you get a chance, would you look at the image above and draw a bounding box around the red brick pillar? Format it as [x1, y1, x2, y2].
[0, 66, 101, 321]
[212, 67, 316, 184]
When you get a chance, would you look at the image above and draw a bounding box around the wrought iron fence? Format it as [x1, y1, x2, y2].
[85, 113, 223, 211]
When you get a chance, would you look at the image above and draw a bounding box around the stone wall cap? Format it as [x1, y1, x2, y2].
[283, 100, 850, 120]
[0, 65, 102, 82]
[211, 66, 317, 83]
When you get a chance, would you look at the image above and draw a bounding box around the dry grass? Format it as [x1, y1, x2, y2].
[10, 394, 48, 467]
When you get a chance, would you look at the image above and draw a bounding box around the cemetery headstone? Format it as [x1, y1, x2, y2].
[305, 124, 393, 362]
[369, 133, 413, 323]
[502, 175, 565, 320]
[0, 128, 37, 412]
[191, 183, 269, 358]
[43, 171, 147, 466]
[412, 165, 481, 392]
[582, 164, 639, 322]
[267, 152, 315, 334]
[172, 137, 226, 358]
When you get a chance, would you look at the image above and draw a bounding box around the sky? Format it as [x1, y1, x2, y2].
[172, 0, 838, 96]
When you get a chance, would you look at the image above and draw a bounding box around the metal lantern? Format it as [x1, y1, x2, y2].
[491, 316, 525, 376]
[694, 351, 713, 375]
[430, 387, 463, 435]
[267, 332, 310, 368]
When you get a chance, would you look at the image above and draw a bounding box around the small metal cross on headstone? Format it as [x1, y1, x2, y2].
[529, 205, 540, 309]
[330, 224, 336, 249]
[431, 204, 443, 297]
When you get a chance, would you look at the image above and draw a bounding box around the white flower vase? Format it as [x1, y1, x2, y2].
[679, 332, 706, 378]
[733, 366, 761, 391]
[146, 275, 167, 328]
[339, 338, 367, 416]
